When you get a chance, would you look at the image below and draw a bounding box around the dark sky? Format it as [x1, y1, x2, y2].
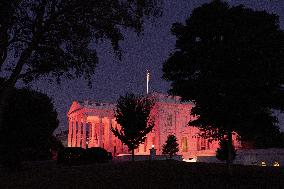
[29, 0, 284, 133]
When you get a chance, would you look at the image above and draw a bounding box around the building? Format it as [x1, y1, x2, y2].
[67, 93, 240, 159]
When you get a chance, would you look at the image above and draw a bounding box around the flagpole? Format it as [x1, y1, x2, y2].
[146, 70, 150, 94]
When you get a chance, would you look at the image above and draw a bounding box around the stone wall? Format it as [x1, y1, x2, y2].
[114, 154, 183, 162]
[196, 148, 284, 166]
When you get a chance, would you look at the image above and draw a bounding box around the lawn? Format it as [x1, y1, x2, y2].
[0, 160, 283, 189]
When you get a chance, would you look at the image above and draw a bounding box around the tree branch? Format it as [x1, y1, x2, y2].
[5, 1, 48, 88]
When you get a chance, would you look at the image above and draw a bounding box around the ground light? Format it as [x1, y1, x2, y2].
[183, 158, 197, 163]
[273, 161, 280, 167]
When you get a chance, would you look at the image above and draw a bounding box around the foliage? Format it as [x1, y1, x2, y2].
[0, 0, 162, 165]
[163, 1, 284, 146]
[242, 129, 284, 149]
[57, 147, 112, 165]
[57, 147, 85, 165]
[111, 93, 155, 161]
[0, 0, 162, 87]
[162, 134, 179, 159]
[0, 87, 59, 162]
[84, 147, 112, 164]
[216, 138, 237, 161]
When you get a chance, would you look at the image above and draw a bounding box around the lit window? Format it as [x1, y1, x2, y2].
[182, 137, 188, 152]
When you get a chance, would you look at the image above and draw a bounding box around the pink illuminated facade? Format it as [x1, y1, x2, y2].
[67, 93, 240, 159]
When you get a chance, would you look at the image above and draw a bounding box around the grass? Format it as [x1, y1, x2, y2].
[0, 160, 283, 189]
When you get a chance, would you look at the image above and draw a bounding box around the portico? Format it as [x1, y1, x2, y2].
[67, 101, 124, 154]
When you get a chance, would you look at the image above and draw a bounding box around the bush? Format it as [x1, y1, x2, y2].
[1, 87, 59, 163]
[57, 147, 85, 165]
[162, 135, 179, 159]
[216, 139, 237, 161]
[84, 147, 112, 163]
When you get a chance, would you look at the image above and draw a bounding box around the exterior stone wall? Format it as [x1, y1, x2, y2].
[67, 93, 240, 159]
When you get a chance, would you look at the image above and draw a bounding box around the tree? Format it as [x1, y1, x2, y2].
[0, 87, 59, 166]
[216, 138, 236, 162]
[0, 0, 162, 142]
[162, 135, 179, 159]
[111, 93, 155, 161]
[163, 0, 284, 167]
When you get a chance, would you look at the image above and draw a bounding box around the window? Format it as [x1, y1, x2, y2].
[200, 138, 206, 150]
[207, 140, 210, 150]
[167, 114, 172, 127]
[182, 137, 188, 152]
[197, 137, 200, 151]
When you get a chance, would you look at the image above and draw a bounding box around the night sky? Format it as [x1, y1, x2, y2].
[28, 0, 284, 133]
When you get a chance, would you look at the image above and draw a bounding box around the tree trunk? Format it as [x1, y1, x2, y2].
[227, 130, 233, 176]
[0, 36, 36, 133]
[0, 87, 12, 136]
[0, 85, 20, 168]
[0, 83, 15, 131]
[131, 149, 135, 161]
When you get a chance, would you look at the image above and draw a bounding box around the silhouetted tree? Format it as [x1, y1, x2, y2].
[216, 138, 236, 162]
[111, 93, 155, 161]
[0, 87, 59, 167]
[0, 0, 162, 146]
[163, 0, 284, 167]
[162, 135, 179, 159]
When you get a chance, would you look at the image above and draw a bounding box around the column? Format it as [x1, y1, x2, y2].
[77, 116, 82, 147]
[108, 118, 113, 151]
[88, 122, 92, 148]
[68, 117, 72, 147]
[98, 117, 102, 147]
[91, 121, 95, 147]
[82, 116, 87, 149]
[72, 117, 77, 147]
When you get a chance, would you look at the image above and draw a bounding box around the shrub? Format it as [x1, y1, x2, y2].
[57, 147, 85, 165]
[216, 139, 237, 161]
[84, 147, 112, 163]
[162, 135, 179, 159]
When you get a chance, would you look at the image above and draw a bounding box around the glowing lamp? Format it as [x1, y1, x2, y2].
[273, 161, 280, 167]
[261, 161, 266, 166]
[151, 145, 155, 148]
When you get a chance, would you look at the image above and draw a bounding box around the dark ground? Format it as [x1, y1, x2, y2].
[0, 160, 283, 189]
